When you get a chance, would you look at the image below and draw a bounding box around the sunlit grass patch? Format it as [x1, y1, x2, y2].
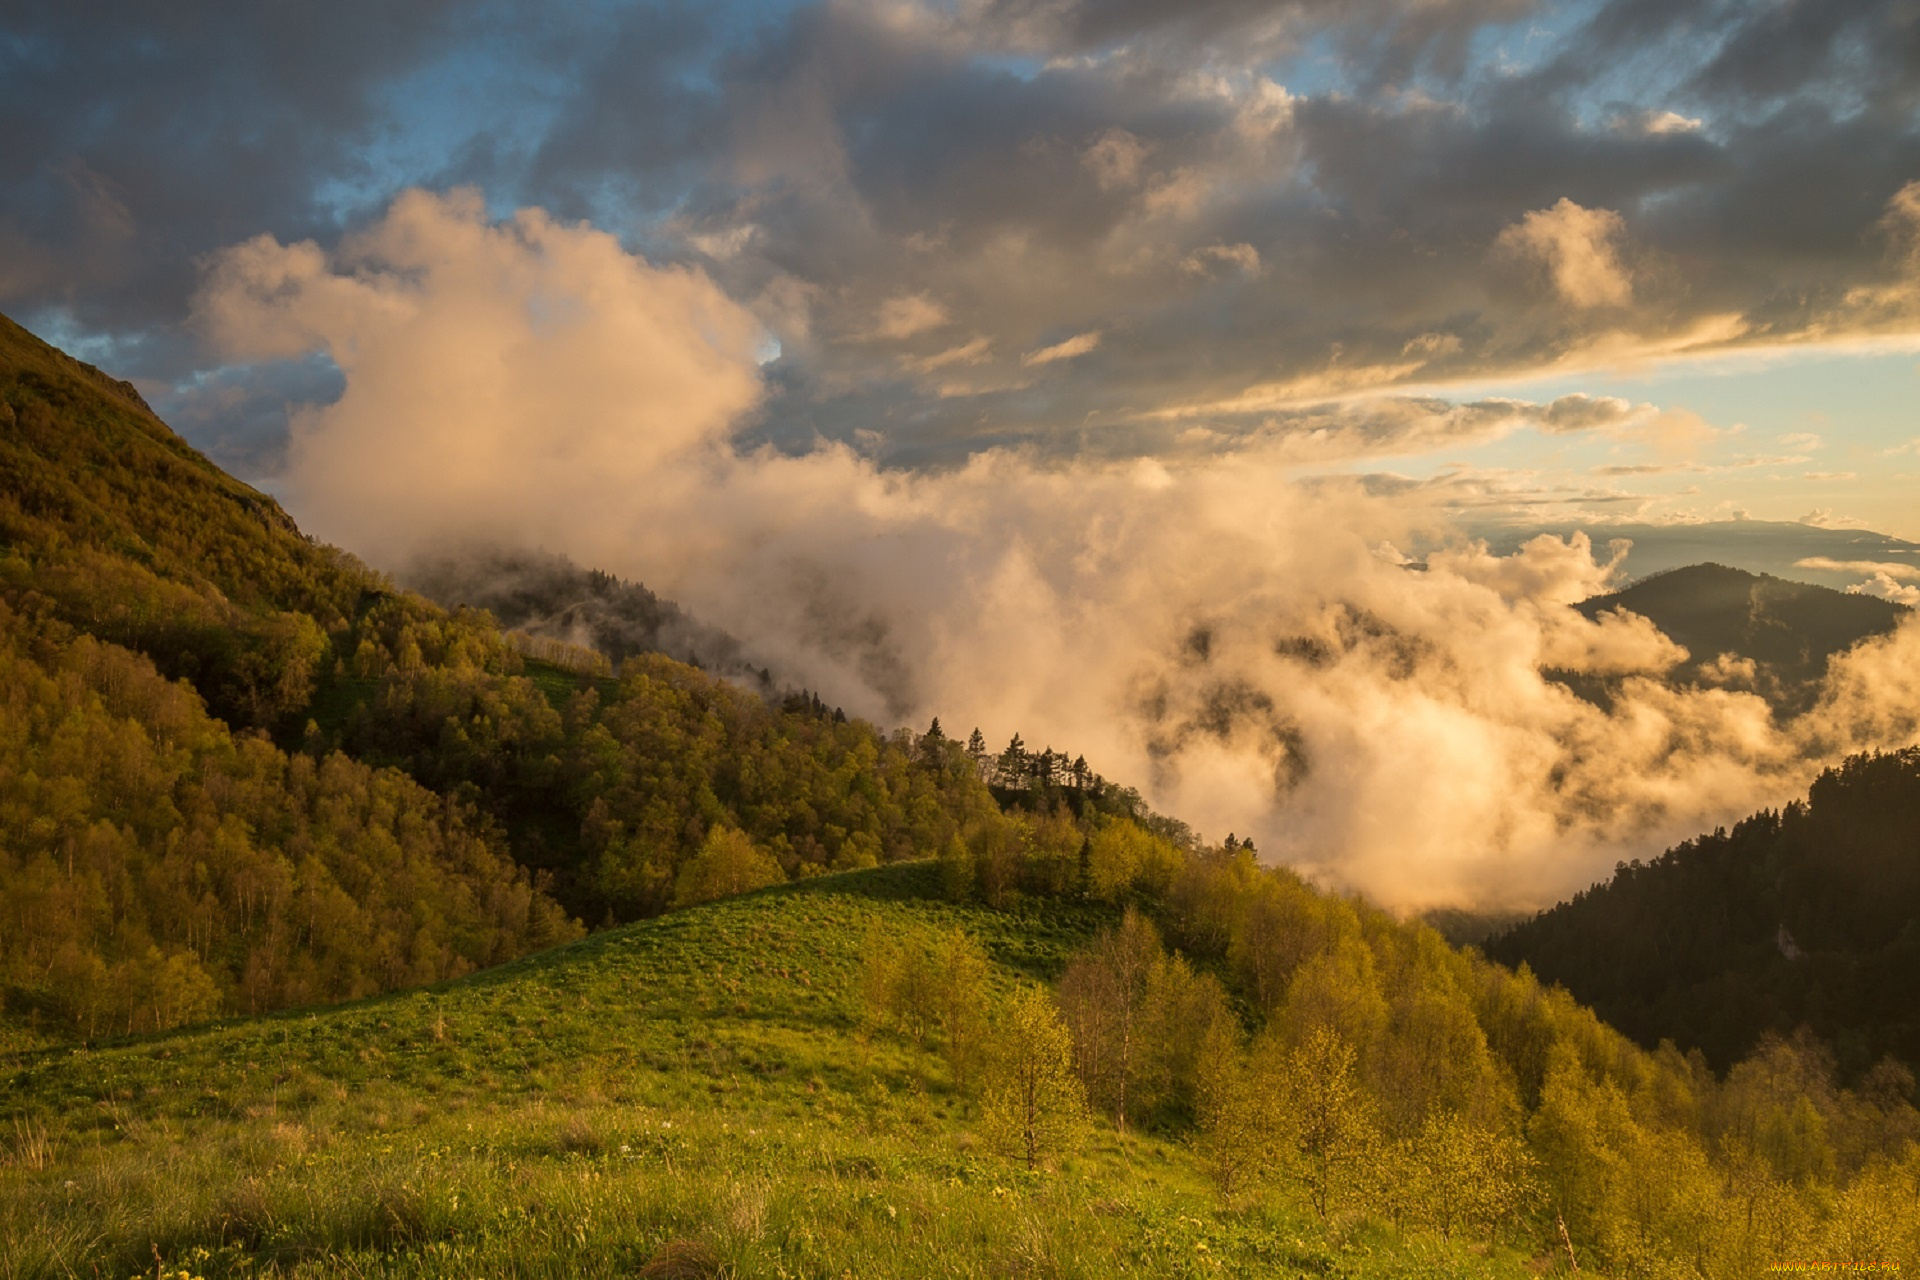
[1, 865, 1536, 1278]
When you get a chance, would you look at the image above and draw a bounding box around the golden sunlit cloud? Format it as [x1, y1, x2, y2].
[194, 190, 1920, 913]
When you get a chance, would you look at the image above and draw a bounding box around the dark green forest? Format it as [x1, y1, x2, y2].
[1489, 748, 1920, 1078]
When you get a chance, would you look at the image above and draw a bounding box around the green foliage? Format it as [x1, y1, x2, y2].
[671, 826, 784, 909]
[1015, 824, 1920, 1275]
[4, 866, 1543, 1279]
[1386, 1110, 1540, 1243]
[0, 312, 1026, 1042]
[0, 599, 578, 1039]
[860, 923, 994, 1092]
[980, 987, 1089, 1171]
[1273, 1027, 1379, 1220]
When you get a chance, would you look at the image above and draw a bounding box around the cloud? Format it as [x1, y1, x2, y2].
[194, 189, 765, 559]
[905, 335, 993, 373]
[1494, 198, 1634, 309]
[1796, 556, 1920, 603]
[10, 0, 1920, 461]
[1848, 574, 1920, 607]
[867, 293, 949, 340]
[1795, 556, 1920, 580]
[196, 191, 1920, 914]
[1181, 242, 1262, 277]
[1082, 128, 1149, 190]
[1634, 110, 1704, 136]
[1021, 330, 1103, 366]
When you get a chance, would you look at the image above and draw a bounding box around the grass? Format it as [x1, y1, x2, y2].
[0, 865, 1541, 1278]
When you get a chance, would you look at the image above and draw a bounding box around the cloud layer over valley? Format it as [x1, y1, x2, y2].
[198, 190, 1920, 913]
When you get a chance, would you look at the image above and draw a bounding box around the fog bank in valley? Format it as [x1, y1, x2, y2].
[199, 190, 1920, 913]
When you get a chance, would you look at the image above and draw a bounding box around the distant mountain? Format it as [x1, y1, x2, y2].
[1478, 519, 1920, 591]
[1487, 749, 1920, 1078]
[1565, 563, 1906, 716]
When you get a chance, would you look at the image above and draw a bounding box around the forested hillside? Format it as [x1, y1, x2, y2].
[0, 312, 1157, 1045]
[404, 546, 767, 683]
[1572, 563, 1906, 716]
[1488, 749, 1920, 1078]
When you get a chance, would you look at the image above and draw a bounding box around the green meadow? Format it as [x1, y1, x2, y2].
[1, 863, 1530, 1279]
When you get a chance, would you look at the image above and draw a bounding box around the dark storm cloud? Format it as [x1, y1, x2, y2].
[5, 0, 1920, 469]
[0, 2, 490, 351]
[540, 0, 1920, 461]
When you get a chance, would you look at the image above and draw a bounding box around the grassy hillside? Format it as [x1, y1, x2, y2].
[0, 865, 1535, 1279]
[6, 852, 1919, 1277]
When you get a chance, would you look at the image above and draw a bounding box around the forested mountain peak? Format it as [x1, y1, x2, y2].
[0, 312, 366, 620]
[1574, 562, 1906, 715]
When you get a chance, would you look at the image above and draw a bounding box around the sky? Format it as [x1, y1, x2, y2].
[6, 0, 1920, 909]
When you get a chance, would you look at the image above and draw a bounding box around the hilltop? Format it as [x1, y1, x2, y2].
[1571, 562, 1905, 715]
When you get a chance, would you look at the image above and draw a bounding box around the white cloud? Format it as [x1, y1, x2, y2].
[1639, 110, 1703, 135]
[1495, 198, 1634, 309]
[1021, 330, 1102, 366]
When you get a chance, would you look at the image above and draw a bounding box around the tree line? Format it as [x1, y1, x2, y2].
[860, 832, 1920, 1274]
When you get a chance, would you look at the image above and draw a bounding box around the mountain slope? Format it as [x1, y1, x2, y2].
[1575, 562, 1905, 715]
[405, 545, 768, 685]
[0, 313, 1138, 1047]
[1488, 749, 1920, 1076]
